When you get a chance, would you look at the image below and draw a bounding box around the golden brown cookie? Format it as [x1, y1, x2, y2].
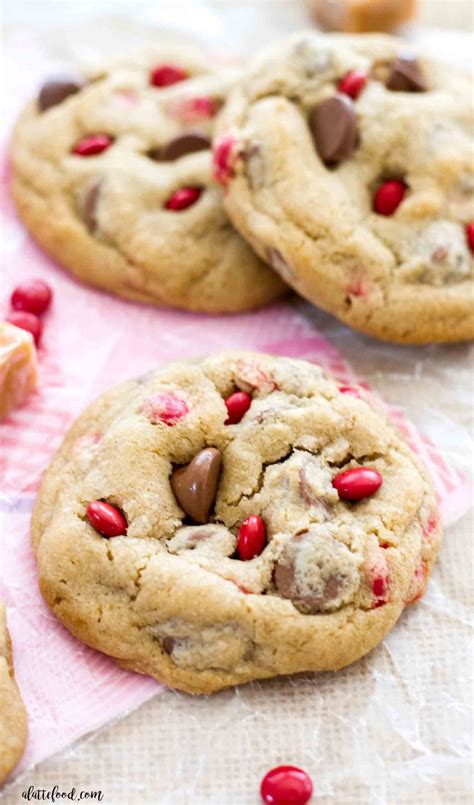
[215, 33, 474, 343]
[0, 604, 28, 784]
[32, 351, 441, 694]
[11, 46, 285, 313]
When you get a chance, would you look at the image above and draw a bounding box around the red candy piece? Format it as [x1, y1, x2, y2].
[212, 135, 236, 185]
[339, 384, 362, 399]
[143, 393, 188, 426]
[338, 69, 368, 100]
[225, 391, 251, 424]
[332, 467, 382, 501]
[466, 222, 474, 252]
[72, 134, 113, 156]
[165, 187, 202, 211]
[404, 560, 427, 605]
[372, 575, 387, 598]
[261, 766, 313, 805]
[422, 515, 438, 540]
[11, 279, 52, 316]
[373, 180, 406, 216]
[150, 64, 188, 87]
[86, 500, 127, 538]
[185, 96, 215, 118]
[6, 311, 42, 346]
[237, 515, 266, 561]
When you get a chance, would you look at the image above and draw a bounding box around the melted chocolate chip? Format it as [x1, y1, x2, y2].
[162, 637, 175, 655]
[81, 179, 102, 232]
[149, 132, 210, 162]
[309, 94, 357, 165]
[170, 448, 222, 525]
[273, 559, 343, 613]
[38, 77, 83, 112]
[386, 55, 428, 93]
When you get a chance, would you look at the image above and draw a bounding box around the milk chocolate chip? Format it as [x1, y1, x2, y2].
[38, 77, 83, 112]
[386, 55, 428, 93]
[149, 132, 210, 162]
[171, 447, 222, 524]
[309, 94, 357, 165]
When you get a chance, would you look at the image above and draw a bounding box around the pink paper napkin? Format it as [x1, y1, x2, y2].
[1, 34, 471, 782]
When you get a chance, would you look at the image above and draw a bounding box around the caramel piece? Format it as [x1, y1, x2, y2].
[0, 321, 38, 419]
[306, 0, 418, 33]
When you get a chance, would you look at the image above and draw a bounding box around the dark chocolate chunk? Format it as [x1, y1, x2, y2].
[38, 77, 83, 112]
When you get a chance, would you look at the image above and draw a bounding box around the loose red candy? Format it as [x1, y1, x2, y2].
[6, 311, 42, 346]
[338, 69, 368, 100]
[11, 279, 52, 316]
[332, 467, 382, 501]
[86, 501, 127, 538]
[150, 64, 188, 87]
[72, 134, 113, 156]
[165, 187, 202, 211]
[466, 222, 474, 252]
[373, 180, 406, 216]
[225, 391, 251, 424]
[261, 766, 313, 805]
[237, 515, 266, 560]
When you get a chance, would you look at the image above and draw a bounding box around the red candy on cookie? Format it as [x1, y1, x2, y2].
[260, 765, 313, 805]
[338, 69, 368, 100]
[6, 311, 42, 346]
[184, 96, 216, 118]
[150, 64, 188, 87]
[373, 180, 406, 216]
[165, 187, 202, 211]
[11, 278, 52, 316]
[372, 575, 388, 598]
[72, 134, 113, 156]
[212, 135, 237, 185]
[86, 501, 127, 538]
[236, 515, 266, 560]
[338, 384, 362, 399]
[466, 222, 474, 252]
[225, 391, 251, 424]
[332, 467, 382, 500]
[143, 393, 188, 425]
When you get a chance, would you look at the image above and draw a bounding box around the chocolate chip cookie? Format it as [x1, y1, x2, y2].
[215, 33, 474, 343]
[0, 603, 28, 784]
[11, 47, 285, 313]
[31, 351, 441, 694]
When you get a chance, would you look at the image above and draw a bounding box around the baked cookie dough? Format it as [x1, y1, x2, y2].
[11, 46, 285, 313]
[32, 351, 441, 694]
[0, 604, 28, 784]
[215, 33, 474, 343]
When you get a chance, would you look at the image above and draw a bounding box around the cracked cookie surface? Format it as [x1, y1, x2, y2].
[215, 32, 474, 343]
[32, 351, 441, 694]
[11, 46, 285, 313]
[0, 603, 28, 784]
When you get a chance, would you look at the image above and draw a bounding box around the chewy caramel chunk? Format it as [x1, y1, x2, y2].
[306, 0, 417, 33]
[0, 321, 38, 419]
